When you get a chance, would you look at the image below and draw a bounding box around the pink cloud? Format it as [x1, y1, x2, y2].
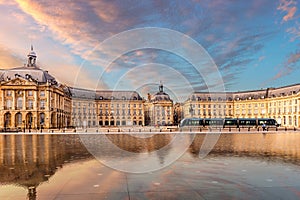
[287, 22, 300, 41]
[277, 0, 297, 22]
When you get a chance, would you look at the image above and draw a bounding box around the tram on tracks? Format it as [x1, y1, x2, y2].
[179, 118, 279, 128]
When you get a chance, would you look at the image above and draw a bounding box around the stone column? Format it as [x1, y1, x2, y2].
[0, 135, 4, 165]
[23, 90, 26, 110]
[1, 90, 4, 110]
[46, 88, 50, 110]
[12, 90, 15, 110]
[34, 90, 37, 110]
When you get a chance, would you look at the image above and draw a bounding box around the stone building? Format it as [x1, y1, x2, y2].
[0, 47, 71, 130]
[145, 83, 174, 126]
[1, 46, 300, 130]
[70, 87, 145, 127]
[183, 84, 300, 127]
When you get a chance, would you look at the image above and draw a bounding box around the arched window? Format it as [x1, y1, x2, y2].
[15, 113, 22, 126]
[17, 97, 23, 109]
[4, 112, 11, 127]
[40, 113, 45, 125]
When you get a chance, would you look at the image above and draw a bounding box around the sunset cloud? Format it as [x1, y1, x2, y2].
[277, 0, 297, 21]
[0, 0, 298, 92]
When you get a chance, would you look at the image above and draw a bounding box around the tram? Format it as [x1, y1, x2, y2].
[179, 118, 279, 128]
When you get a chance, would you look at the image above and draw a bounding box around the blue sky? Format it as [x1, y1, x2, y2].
[0, 0, 299, 99]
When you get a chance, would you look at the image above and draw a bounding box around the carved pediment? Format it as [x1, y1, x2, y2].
[1, 77, 37, 86]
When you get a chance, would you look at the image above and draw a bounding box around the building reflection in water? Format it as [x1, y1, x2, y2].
[0, 134, 91, 200]
[106, 134, 173, 165]
[0, 133, 300, 199]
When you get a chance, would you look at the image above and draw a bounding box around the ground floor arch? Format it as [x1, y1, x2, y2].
[15, 112, 22, 127]
[4, 112, 11, 128]
[26, 113, 33, 129]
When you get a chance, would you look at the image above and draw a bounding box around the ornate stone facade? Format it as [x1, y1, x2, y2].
[183, 84, 300, 127]
[144, 84, 174, 126]
[0, 47, 71, 130]
[1, 47, 299, 129]
[70, 88, 145, 127]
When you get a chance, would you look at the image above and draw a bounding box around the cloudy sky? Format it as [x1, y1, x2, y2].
[0, 0, 299, 99]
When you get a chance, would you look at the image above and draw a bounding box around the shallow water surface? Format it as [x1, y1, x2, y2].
[0, 133, 299, 199]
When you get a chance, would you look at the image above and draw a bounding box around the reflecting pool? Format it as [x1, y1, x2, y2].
[0, 133, 300, 199]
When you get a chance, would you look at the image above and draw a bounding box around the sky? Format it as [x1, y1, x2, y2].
[0, 0, 299, 100]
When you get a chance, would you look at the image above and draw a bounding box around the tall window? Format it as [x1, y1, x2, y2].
[6, 90, 12, 96]
[40, 90, 45, 97]
[27, 99, 33, 109]
[28, 90, 33, 96]
[40, 100, 46, 109]
[6, 100, 12, 109]
[17, 97, 23, 109]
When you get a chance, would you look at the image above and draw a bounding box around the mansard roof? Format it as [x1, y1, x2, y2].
[188, 83, 300, 102]
[69, 87, 143, 100]
[0, 67, 57, 85]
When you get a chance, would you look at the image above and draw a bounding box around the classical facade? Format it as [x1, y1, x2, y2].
[0, 47, 71, 130]
[144, 84, 174, 126]
[183, 84, 300, 127]
[70, 87, 145, 127]
[1, 47, 300, 130]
